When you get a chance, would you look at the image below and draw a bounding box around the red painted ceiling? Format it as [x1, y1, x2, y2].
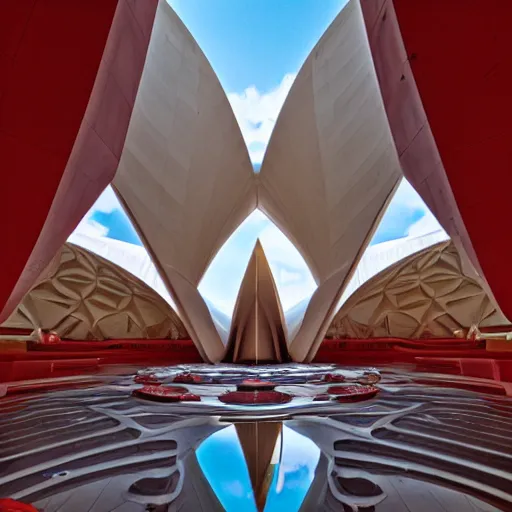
[392, 0, 512, 318]
[0, 0, 118, 317]
[363, 0, 512, 320]
[0, 0, 158, 322]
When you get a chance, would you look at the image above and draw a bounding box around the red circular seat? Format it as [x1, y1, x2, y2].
[219, 390, 291, 404]
[132, 385, 200, 403]
[0, 499, 38, 512]
[328, 385, 379, 402]
[134, 374, 161, 385]
[173, 372, 203, 384]
[324, 373, 346, 383]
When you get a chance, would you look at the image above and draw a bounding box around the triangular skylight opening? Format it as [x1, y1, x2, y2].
[167, 0, 349, 167]
[68, 185, 178, 310]
[198, 209, 317, 337]
[335, 177, 449, 312]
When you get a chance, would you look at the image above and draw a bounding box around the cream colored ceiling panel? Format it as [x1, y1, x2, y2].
[115, 0, 255, 287]
[259, 0, 402, 360]
[113, 0, 256, 360]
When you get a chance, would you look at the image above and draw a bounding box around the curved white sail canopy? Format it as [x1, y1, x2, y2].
[75, 0, 401, 361]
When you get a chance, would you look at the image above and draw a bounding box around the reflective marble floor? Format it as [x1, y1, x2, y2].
[0, 364, 510, 511]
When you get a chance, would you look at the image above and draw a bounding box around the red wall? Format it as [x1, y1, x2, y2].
[0, 0, 158, 321]
[393, 0, 512, 317]
[361, 0, 512, 319]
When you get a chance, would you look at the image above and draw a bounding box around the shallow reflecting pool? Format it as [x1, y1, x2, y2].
[0, 364, 510, 511]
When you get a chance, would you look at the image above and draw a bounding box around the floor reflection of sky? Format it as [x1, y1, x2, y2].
[2, 368, 511, 511]
[197, 425, 320, 511]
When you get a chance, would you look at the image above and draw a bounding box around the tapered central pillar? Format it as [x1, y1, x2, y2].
[223, 241, 289, 363]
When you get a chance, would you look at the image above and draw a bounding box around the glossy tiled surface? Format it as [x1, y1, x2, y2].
[0, 365, 510, 511]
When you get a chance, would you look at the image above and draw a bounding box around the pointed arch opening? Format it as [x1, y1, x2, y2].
[168, 0, 351, 169]
[198, 209, 317, 343]
[69, 185, 178, 311]
[1, 183, 189, 341]
[335, 177, 448, 312]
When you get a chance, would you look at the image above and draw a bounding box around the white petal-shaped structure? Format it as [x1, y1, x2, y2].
[113, 0, 256, 362]
[112, 0, 402, 362]
[3, 0, 511, 369]
[258, 0, 402, 361]
[0, 0, 436, 363]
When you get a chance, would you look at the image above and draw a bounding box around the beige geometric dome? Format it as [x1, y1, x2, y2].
[327, 241, 506, 339]
[2, 243, 188, 341]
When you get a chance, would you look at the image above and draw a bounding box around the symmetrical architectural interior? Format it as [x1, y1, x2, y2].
[2, 0, 511, 365]
[2, 3, 512, 511]
[5, 370, 510, 511]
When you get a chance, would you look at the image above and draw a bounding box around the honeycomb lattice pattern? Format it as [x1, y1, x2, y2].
[3, 243, 188, 340]
[327, 241, 505, 339]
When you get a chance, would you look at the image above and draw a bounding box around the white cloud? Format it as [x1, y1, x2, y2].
[72, 185, 119, 239]
[222, 480, 246, 498]
[73, 217, 108, 238]
[276, 427, 320, 494]
[392, 179, 426, 211]
[394, 179, 444, 237]
[228, 74, 296, 164]
[199, 210, 316, 318]
[90, 185, 118, 213]
[407, 208, 444, 237]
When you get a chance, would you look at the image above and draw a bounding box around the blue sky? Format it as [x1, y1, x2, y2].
[71, 0, 443, 314]
[169, 0, 348, 93]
